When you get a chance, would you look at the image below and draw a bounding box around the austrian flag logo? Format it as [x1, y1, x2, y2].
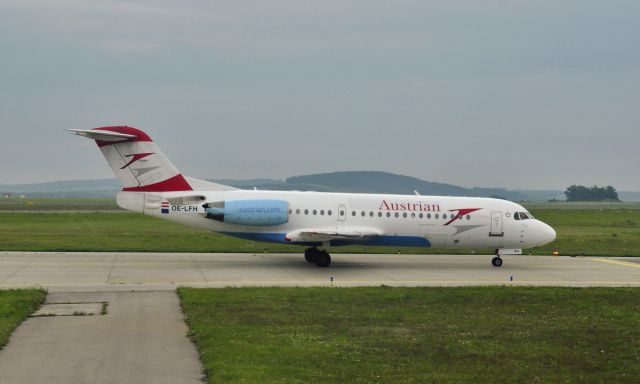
[161, 201, 170, 214]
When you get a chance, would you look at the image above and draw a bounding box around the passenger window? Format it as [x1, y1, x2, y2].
[386, 212, 391, 217]
[369, 211, 374, 217]
[419, 213, 423, 219]
[466, 215, 470, 220]
[395, 212, 399, 218]
[403, 212, 407, 218]
[427, 213, 432, 219]
[352, 211, 356, 216]
[304, 209, 309, 215]
[313, 209, 317, 215]
[443, 214, 447, 219]
[328, 210, 333, 216]
[411, 213, 416, 218]
[435, 214, 439, 219]
[320, 210, 325, 215]
[361, 211, 366, 217]
[296, 209, 300, 214]
[378, 212, 382, 217]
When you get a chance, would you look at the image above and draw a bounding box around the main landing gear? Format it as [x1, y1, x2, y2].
[304, 247, 331, 267]
[492, 249, 503, 267]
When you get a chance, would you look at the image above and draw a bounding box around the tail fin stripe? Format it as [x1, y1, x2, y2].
[122, 174, 193, 192]
[120, 153, 154, 169]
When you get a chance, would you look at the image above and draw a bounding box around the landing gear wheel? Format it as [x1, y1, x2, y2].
[491, 256, 503, 267]
[314, 251, 331, 267]
[304, 248, 317, 263]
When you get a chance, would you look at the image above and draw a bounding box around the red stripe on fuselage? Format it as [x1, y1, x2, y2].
[444, 208, 482, 226]
[122, 174, 193, 192]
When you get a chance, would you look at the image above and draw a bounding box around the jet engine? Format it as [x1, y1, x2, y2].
[203, 199, 289, 226]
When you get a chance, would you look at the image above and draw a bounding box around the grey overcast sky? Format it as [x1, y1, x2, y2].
[1, 0, 639, 190]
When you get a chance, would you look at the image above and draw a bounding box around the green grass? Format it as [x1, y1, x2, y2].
[529, 208, 640, 256]
[1, 207, 639, 256]
[523, 201, 640, 210]
[179, 287, 640, 384]
[0, 289, 47, 349]
[0, 197, 120, 211]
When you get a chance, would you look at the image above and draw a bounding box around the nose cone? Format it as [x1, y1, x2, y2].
[537, 221, 557, 246]
[542, 223, 556, 244]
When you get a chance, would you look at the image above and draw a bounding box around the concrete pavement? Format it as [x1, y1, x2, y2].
[1, 252, 639, 291]
[0, 291, 204, 384]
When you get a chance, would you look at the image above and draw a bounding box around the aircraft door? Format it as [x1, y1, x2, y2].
[338, 204, 347, 221]
[489, 211, 504, 237]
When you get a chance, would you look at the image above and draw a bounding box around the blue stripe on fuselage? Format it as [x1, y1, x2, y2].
[222, 232, 431, 248]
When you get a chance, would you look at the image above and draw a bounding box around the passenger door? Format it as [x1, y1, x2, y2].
[489, 211, 504, 237]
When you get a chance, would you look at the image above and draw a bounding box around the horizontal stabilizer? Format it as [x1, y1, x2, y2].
[68, 129, 136, 142]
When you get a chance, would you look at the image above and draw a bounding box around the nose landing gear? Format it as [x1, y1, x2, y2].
[304, 247, 331, 267]
[491, 249, 503, 267]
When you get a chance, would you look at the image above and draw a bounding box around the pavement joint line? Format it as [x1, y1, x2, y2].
[592, 258, 640, 269]
[105, 253, 119, 284]
[279, 263, 308, 282]
[0, 252, 43, 284]
[189, 254, 209, 283]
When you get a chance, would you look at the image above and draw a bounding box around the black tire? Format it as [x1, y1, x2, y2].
[491, 257, 503, 267]
[304, 248, 317, 263]
[314, 251, 331, 267]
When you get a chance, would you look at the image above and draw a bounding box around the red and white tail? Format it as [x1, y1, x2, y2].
[70, 126, 208, 192]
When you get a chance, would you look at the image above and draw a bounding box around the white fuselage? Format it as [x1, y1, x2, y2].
[118, 189, 556, 252]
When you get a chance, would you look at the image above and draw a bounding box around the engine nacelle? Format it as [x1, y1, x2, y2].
[204, 199, 289, 226]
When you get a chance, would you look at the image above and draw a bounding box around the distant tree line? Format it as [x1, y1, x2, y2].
[564, 185, 619, 202]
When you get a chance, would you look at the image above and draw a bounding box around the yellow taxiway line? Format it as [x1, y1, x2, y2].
[592, 258, 640, 269]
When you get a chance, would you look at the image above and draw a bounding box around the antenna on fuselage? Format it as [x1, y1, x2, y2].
[414, 190, 420, 196]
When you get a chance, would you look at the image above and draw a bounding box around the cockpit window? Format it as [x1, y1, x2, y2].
[514, 211, 533, 221]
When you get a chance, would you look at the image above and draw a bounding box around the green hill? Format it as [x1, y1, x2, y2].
[5, 172, 637, 202]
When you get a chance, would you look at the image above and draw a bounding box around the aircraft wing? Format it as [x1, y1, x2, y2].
[285, 227, 382, 243]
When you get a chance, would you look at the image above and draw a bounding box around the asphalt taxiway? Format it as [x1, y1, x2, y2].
[1, 252, 639, 291]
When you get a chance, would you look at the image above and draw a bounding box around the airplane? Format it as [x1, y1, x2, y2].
[69, 126, 556, 268]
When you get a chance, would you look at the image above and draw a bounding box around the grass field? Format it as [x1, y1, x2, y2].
[0, 289, 46, 349]
[0, 197, 119, 211]
[523, 201, 640, 210]
[0, 204, 639, 256]
[179, 287, 640, 383]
